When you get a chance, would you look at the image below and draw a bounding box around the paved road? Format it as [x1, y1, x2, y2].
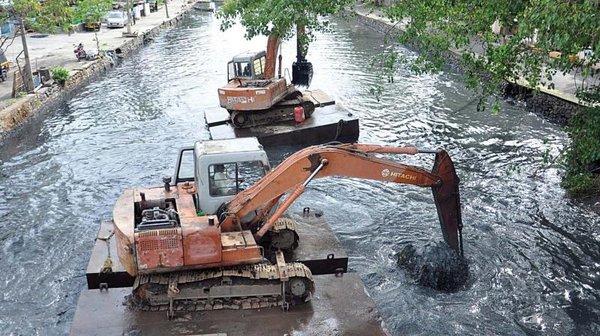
[0, 0, 191, 106]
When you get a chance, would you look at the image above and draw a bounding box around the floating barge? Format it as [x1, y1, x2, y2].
[206, 90, 360, 146]
[71, 209, 389, 335]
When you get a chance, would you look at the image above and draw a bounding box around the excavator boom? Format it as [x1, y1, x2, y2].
[264, 34, 280, 79]
[220, 143, 464, 255]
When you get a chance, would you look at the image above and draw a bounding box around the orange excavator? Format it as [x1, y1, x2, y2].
[112, 138, 463, 316]
[217, 31, 316, 128]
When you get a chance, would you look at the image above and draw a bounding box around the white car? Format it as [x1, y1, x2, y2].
[105, 11, 128, 28]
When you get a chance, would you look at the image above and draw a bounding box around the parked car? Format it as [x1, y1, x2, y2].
[105, 10, 128, 28]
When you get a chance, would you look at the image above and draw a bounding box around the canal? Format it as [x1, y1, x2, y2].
[1, 10, 598, 335]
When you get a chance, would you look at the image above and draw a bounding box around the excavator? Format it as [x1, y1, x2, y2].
[218, 29, 316, 128]
[112, 137, 463, 316]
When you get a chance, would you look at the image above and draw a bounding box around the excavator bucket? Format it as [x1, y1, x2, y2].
[292, 24, 313, 87]
[292, 60, 313, 87]
[431, 150, 463, 256]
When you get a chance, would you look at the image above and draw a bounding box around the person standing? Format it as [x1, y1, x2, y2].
[131, 5, 136, 25]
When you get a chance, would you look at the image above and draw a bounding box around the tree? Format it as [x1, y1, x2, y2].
[218, 0, 355, 46]
[0, 0, 77, 92]
[3, 0, 46, 92]
[373, 0, 600, 196]
[75, 0, 112, 28]
[28, 0, 75, 34]
[218, 0, 355, 85]
[377, 0, 599, 108]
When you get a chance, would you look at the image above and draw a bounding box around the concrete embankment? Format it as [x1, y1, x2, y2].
[352, 6, 588, 125]
[0, 0, 197, 142]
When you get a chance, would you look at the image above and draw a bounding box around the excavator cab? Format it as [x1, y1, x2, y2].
[227, 51, 267, 81]
[173, 137, 270, 216]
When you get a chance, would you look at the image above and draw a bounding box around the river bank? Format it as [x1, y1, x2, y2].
[352, 4, 600, 212]
[351, 4, 596, 126]
[0, 0, 196, 142]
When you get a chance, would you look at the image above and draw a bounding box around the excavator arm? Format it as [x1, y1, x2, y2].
[220, 143, 464, 255]
[264, 34, 280, 79]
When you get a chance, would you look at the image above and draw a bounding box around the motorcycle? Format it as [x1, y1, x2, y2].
[74, 44, 98, 61]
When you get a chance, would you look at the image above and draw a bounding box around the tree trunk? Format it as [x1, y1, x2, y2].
[126, 0, 133, 34]
[18, 17, 34, 92]
[165, 0, 170, 19]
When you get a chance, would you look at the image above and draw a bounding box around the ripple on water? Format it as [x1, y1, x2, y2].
[0, 11, 598, 336]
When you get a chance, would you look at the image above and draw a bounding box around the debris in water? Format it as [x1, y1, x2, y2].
[397, 242, 469, 292]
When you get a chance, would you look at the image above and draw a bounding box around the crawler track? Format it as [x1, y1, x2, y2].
[130, 262, 314, 312]
[230, 98, 315, 128]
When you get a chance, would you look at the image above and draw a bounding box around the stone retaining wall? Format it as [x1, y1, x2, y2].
[502, 83, 581, 125]
[0, 8, 190, 142]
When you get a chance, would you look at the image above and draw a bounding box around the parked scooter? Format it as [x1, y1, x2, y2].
[0, 50, 9, 82]
[74, 43, 98, 61]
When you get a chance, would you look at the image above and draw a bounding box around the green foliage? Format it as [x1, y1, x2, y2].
[75, 0, 113, 24]
[218, 0, 355, 41]
[12, 0, 40, 15]
[51, 66, 69, 84]
[562, 106, 600, 196]
[26, 0, 75, 33]
[4, 0, 109, 33]
[377, 0, 599, 105]
[372, 0, 599, 195]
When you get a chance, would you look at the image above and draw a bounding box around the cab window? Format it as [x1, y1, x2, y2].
[234, 62, 252, 78]
[208, 161, 266, 197]
[227, 61, 235, 81]
[176, 149, 195, 182]
[253, 57, 265, 78]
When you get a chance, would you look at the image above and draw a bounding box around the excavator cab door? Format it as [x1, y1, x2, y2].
[173, 146, 195, 184]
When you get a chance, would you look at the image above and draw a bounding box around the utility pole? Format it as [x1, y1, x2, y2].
[164, 0, 170, 19]
[18, 17, 34, 92]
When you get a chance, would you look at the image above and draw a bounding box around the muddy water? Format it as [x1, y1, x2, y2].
[0, 11, 598, 336]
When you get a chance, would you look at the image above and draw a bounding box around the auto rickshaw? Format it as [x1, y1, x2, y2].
[84, 20, 101, 32]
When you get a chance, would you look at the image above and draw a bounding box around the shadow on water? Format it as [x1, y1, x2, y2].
[0, 11, 599, 336]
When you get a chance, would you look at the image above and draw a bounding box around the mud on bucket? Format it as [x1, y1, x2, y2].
[397, 241, 470, 292]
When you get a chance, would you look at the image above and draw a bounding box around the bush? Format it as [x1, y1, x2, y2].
[51, 67, 69, 84]
[562, 106, 600, 197]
